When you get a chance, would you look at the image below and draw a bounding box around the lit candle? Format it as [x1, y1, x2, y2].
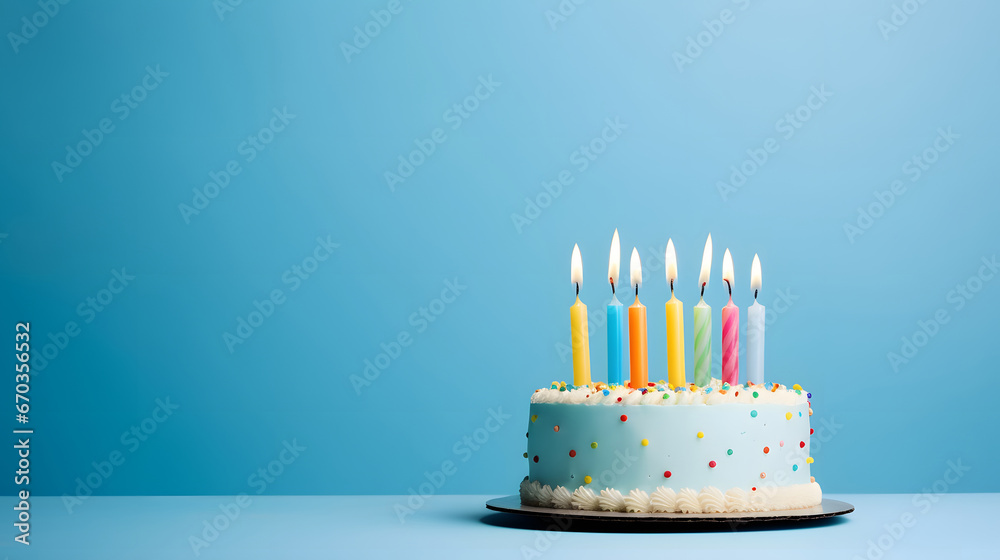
[747, 254, 765, 385]
[693, 234, 712, 387]
[606, 230, 627, 386]
[628, 247, 648, 389]
[664, 239, 685, 388]
[570, 244, 591, 386]
[721, 248, 739, 386]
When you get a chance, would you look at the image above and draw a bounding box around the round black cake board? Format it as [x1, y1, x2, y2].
[485, 495, 853, 531]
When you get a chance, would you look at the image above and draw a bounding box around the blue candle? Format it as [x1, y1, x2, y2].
[607, 229, 628, 385]
[607, 295, 626, 386]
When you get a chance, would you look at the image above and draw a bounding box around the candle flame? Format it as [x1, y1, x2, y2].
[722, 248, 734, 289]
[630, 247, 642, 290]
[698, 234, 712, 289]
[608, 229, 620, 289]
[751, 253, 762, 296]
[665, 238, 677, 286]
[571, 244, 583, 288]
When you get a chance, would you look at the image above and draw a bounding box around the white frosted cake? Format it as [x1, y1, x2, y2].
[519, 379, 821, 513]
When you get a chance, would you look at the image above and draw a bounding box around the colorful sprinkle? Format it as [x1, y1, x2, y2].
[603, 389, 610, 396]
[806, 457, 814, 464]
[810, 476, 815, 483]
[810, 428, 814, 435]
[697, 431, 705, 439]
[569, 450, 576, 458]
[750, 410, 758, 418]
[709, 460, 717, 468]
[591, 442, 598, 449]
[523, 452, 528, 458]
[751, 487, 757, 492]
[785, 412, 793, 420]
[662, 393, 670, 400]
[530, 415, 537, 423]
[664, 471, 672, 478]
[620, 414, 628, 422]
[792, 384, 802, 390]
[617, 397, 623, 402]
[641, 439, 649, 447]
[792, 464, 799, 471]
[800, 441, 805, 448]
[779, 440, 785, 447]
[734, 391, 739, 397]
[763, 446, 770, 454]
[807, 392, 812, 398]
[533, 455, 539, 463]
[553, 425, 560, 432]
[584, 475, 592, 484]
[752, 391, 759, 398]
[809, 409, 813, 416]
[727, 448, 733, 456]
[760, 472, 766, 479]
[799, 411, 803, 417]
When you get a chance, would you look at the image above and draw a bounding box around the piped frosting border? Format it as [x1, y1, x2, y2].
[519, 477, 822, 513]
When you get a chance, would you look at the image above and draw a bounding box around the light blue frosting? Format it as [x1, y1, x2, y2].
[526, 401, 812, 493]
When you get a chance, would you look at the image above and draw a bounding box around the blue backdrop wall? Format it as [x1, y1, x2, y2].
[1, 0, 998, 499]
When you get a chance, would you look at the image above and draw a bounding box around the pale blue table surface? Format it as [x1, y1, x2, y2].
[4, 494, 994, 559]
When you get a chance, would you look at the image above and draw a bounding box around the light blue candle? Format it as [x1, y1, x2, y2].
[607, 295, 627, 386]
[607, 229, 628, 386]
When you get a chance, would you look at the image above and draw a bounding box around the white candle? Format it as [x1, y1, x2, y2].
[747, 254, 765, 385]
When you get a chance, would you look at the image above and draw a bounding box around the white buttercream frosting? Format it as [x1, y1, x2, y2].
[598, 488, 626, 512]
[624, 489, 651, 513]
[570, 486, 601, 510]
[520, 478, 822, 513]
[531, 378, 808, 406]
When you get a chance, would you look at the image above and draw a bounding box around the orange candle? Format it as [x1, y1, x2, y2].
[628, 247, 648, 389]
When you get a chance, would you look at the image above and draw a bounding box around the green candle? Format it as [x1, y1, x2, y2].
[693, 234, 713, 386]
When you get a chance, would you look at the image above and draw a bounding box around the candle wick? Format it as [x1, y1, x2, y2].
[725, 279, 732, 298]
[635, 284, 639, 298]
[754, 289, 758, 300]
[610, 279, 615, 295]
[700, 282, 705, 298]
[576, 282, 580, 297]
[670, 279, 674, 294]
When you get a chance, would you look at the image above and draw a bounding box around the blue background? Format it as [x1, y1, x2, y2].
[1, 0, 997, 499]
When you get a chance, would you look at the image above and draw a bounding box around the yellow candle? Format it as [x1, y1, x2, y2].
[628, 247, 648, 389]
[664, 239, 686, 387]
[570, 244, 591, 386]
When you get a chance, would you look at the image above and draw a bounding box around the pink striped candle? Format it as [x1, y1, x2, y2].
[721, 249, 739, 386]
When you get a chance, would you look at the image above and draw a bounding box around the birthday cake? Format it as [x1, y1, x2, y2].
[519, 379, 822, 513]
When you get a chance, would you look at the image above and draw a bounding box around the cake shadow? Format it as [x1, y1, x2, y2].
[478, 511, 849, 533]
